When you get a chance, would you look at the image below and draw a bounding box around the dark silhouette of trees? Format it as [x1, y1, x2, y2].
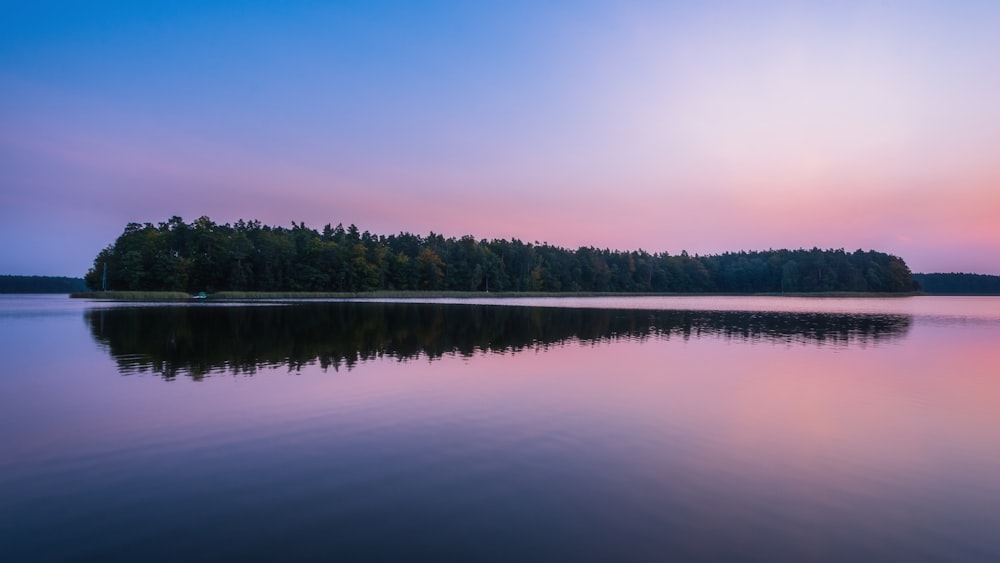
[85, 216, 919, 294]
[0, 275, 87, 293]
[913, 273, 1000, 294]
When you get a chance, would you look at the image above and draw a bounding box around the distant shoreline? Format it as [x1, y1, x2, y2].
[69, 290, 930, 302]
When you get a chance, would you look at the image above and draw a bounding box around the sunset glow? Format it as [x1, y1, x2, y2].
[2, 1, 998, 275]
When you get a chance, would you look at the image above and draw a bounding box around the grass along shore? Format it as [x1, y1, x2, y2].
[70, 290, 925, 301]
[70, 291, 194, 300]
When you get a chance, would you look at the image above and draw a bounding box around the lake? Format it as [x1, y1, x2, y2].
[2, 295, 999, 561]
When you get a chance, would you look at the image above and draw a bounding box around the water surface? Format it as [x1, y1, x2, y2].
[1, 295, 999, 561]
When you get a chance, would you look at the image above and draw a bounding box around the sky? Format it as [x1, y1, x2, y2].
[2, 0, 999, 276]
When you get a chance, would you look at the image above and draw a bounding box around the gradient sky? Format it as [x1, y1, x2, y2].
[2, 0, 999, 276]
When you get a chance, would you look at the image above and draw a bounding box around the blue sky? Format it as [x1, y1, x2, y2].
[3, 1, 1000, 276]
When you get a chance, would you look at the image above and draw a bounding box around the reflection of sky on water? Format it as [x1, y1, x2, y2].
[354, 295, 1000, 319]
[2, 296, 1000, 560]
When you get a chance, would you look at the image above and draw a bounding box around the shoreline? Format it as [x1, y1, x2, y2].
[69, 290, 929, 301]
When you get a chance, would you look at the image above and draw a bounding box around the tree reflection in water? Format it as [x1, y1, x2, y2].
[85, 302, 912, 379]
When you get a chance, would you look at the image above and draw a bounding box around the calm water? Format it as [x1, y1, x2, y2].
[1, 295, 999, 561]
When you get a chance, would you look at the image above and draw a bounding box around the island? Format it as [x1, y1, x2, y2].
[76, 216, 922, 296]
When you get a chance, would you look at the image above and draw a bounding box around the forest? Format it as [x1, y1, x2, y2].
[912, 273, 1000, 295]
[1, 275, 87, 293]
[84, 216, 919, 294]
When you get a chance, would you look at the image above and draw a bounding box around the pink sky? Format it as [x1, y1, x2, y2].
[2, 2, 999, 275]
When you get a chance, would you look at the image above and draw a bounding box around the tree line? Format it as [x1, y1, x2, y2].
[85, 216, 919, 294]
[912, 273, 1000, 295]
[0, 275, 87, 293]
